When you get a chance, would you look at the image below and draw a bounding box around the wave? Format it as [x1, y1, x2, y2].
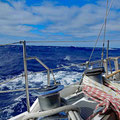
[0, 45, 120, 119]
[64, 56, 71, 61]
[109, 48, 118, 50]
[0, 70, 83, 119]
[1, 70, 83, 90]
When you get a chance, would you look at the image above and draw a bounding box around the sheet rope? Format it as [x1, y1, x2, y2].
[82, 75, 120, 120]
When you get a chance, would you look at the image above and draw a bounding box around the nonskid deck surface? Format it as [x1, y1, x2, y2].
[66, 92, 98, 120]
[35, 92, 98, 120]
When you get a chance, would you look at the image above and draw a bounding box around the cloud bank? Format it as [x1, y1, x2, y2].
[0, 0, 120, 47]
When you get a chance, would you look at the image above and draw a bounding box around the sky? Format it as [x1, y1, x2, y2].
[0, 0, 120, 47]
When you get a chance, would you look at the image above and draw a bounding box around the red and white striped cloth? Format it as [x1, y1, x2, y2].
[82, 75, 120, 120]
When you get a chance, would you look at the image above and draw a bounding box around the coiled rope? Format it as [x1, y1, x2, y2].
[82, 75, 120, 120]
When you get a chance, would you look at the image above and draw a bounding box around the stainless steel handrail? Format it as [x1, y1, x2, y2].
[27, 57, 50, 86]
[23, 41, 30, 113]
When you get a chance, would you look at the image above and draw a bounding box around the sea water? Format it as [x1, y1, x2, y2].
[0, 45, 120, 120]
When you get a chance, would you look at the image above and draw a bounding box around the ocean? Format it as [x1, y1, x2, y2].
[0, 45, 120, 120]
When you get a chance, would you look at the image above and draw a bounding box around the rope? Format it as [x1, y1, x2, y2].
[88, 0, 114, 63]
[82, 75, 120, 119]
[0, 87, 41, 93]
[105, 80, 120, 94]
[0, 74, 24, 85]
[22, 105, 79, 120]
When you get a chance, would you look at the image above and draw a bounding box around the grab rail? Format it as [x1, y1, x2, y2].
[27, 57, 50, 86]
[106, 70, 120, 79]
[23, 41, 30, 112]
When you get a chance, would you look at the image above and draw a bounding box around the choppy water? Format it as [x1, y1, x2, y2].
[0, 45, 120, 120]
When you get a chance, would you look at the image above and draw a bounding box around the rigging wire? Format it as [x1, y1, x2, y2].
[0, 40, 120, 47]
[26, 40, 120, 43]
[26, 40, 94, 43]
[101, 0, 109, 65]
[0, 41, 22, 47]
[88, 0, 114, 63]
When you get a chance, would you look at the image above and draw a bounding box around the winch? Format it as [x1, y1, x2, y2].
[84, 67, 104, 84]
[38, 85, 64, 111]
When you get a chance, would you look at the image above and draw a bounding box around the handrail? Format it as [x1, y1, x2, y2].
[109, 56, 120, 60]
[27, 57, 49, 70]
[106, 70, 120, 79]
[23, 41, 30, 113]
[0, 85, 83, 94]
[27, 57, 50, 86]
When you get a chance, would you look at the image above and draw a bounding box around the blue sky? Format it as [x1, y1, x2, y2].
[0, 0, 120, 47]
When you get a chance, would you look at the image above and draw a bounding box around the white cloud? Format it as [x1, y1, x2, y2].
[0, 0, 119, 45]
